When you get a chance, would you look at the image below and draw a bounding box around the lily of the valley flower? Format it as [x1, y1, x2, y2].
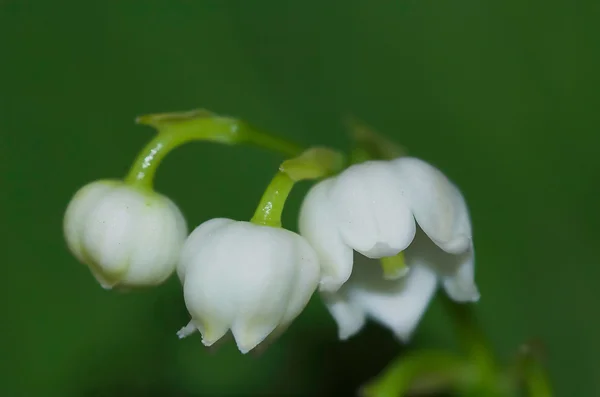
[323, 228, 475, 341]
[177, 218, 320, 354]
[299, 157, 480, 340]
[64, 180, 187, 289]
[299, 160, 415, 291]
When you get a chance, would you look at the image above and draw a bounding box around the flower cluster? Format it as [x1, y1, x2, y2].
[63, 110, 479, 354]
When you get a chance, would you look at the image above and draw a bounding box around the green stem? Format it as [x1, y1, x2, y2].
[124, 110, 303, 189]
[523, 360, 553, 397]
[344, 115, 407, 162]
[250, 171, 295, 228]
[250, 147, 345, 228]
[360, 350, 471, 397]
[441, 296, 498, 388]
[514, 344, 553, 397]
[243, 123, 303, 158]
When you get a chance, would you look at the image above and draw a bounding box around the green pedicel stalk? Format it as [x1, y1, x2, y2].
[360, 350, 473, 397]
[125, 109, 304, 189]
[251, 147, 345, 228]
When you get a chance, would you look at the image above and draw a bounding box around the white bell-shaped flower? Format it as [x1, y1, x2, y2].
[298, 156, 479, 299]
[64, 180, 187, 288]
[177, 218, 320, 354]
[322, 228, 475, 341]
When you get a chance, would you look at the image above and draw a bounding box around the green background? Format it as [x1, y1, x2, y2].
[1, 1, 598, 396]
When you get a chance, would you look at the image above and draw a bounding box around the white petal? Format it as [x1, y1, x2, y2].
[199, 320, 230, 348]
[279, 237, 321, 327]
[176, 321, 198, 339]
[441, 243, 479, 302]
[320, 291, 366, 340]
[321, 252, 438, 342]
[228, 225, 315, 353]
[330, 161, 416, 258]
[177, 218, 234, 282]
[349, 256, 438, 342]
[81, 186, 143, 280]
[63, 180, 117, 263]
[231, 321, 279, 354]
[120, 198, 167, 285]
[250, 237, 320, 351]
[392, 157, 471, 254]
[183, 268, 234, 347]
[182, 220, 242, 345]
[123, 194, 187, 286]
[299, 179, 353, 292]
[408, 228, 480, 303]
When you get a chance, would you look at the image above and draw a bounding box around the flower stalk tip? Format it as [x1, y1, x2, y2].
[251, 147, 346, 228]
[279, 147, 345, 181]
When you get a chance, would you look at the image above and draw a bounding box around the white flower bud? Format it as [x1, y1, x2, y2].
[63, 180, 187, 289]
[177, 219, 320, 354]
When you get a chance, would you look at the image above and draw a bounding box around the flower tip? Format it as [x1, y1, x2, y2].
[463, 287, 480, 303]
[236, 345, 252, 354]
[90, 270, 118, 290]
[99, 282, 114, 290]
[338, 328, 358, 341]
[201, 337, 217, 348]
[467, 285, 481, 302]
[445, 280, 481, 303]
[176, 322, 198, 339]
[434, 235, 472, 255]
[469, 290, 481, 303]
[329, 306, 366, 341]
[234, 338, 262, 354]
[318, 276, 347, 293]
[200, 327, 229, 348]
[232, 327, 273, 354]
[393, 330, 413, 344]
[359, 242, 402, 259]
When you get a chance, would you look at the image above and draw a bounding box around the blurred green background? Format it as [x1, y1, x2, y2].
[1, 1, 598, 396]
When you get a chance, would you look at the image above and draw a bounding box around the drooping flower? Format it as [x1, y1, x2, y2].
[298, 157, 479, 340]
[177, 218, 320, 354]
[64, 180, 187, 289]
[323, 227, 476, 341]
[298, 160, 415, 291]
